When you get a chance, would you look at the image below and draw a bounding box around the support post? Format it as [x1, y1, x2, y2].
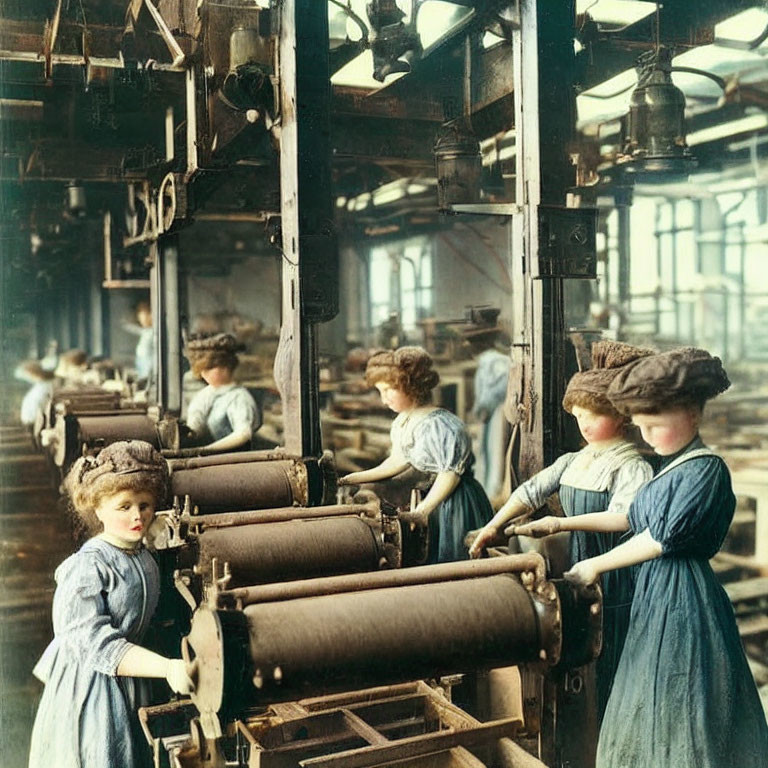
[151, 235, 182, 415]
[274, 0, 338, 458]
[512, 2, 594, 767]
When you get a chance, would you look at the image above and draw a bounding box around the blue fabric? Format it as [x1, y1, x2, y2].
[559, 485, 635, 722]
[597, 441, 768, 768]
[186, 384, 261, 443]
[398, 409, 494, 563]
[28, 538, 160, 768]
[20, 380, 53, 426]
[135, 326, 154, 380]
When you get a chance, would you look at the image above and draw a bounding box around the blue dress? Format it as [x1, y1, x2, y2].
[511, 441, 652, 719]
[186, 383, 261, 444]
[392, 408, 493, 563]
[596, 439, 768, 768]
[472, 349, 512, 499]
[28, 538, 160, 768]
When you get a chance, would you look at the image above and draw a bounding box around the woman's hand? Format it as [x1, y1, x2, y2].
[506, 515, 562, 539]
[468, 524, 498, 558]
[165, 659, 195, 695]
[564, 560, 600, 587]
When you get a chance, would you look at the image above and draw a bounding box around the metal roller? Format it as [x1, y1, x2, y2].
[53, 413, 160, 468]
[170, 460, 307, 512]
[77, 413, 159, 445]
[179, 497, 381, 529]
[188, 516, 385, 587]
[183, 555, 600, 720]
[166, 450, 296, 471]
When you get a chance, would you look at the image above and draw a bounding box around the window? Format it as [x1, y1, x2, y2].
[369, 239, 433, 333]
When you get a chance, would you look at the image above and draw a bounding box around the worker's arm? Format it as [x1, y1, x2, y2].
[508, 510, 630, 538]
[402, 470, 461, 526]
[201, 428, 251, 453]
[339, 453, 411, 485]
[468, 496, 534, 557]
[564, 528, 663, 586]
[116, 645, 194, 694]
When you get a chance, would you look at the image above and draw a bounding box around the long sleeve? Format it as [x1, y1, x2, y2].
[606, 457, 653, 517]
[509, 452, 576, 510]
[51, 555, 135, 677]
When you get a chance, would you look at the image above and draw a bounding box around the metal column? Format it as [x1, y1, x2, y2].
[513, 2, 595, 767]
[274, 0, 338, 458]
[511, 0, 575, 479]
[151, 235, 182, 415]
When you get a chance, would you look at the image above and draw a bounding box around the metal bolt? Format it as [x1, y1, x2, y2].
[590, 603, 600, 615]
[253, 669, 264, 689]
[539, 649, 547, 661]
[273, 666, 283, 682]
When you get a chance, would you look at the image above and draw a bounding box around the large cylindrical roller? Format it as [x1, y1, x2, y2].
[183, 556, 597, 718]
[78, 413, 159, 445]
[170, 460, 307, 512]
[55, 412, 160, 468]
[189, 516, 384, 587]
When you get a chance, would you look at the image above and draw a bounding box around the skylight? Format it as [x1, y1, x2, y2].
[575, 0, 656, 27]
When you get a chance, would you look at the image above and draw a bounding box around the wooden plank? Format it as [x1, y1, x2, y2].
[299, 718, 520, 768]
[724, 577, 768, 604]
[737, 614, 768, 639]
[341, 710, 390, 746]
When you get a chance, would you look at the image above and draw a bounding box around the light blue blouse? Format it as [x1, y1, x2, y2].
[186, 383, 261, 442]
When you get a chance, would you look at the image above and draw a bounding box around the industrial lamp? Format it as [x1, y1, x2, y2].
[366, 0, 423, 82]
[220, 26, 273, 114]
[622, 46, 695, 174]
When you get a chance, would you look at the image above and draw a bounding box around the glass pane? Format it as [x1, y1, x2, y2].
[675, 199, 694, 229]
[675, 231, 696, 291]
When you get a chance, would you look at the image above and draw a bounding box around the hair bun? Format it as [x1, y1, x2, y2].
[591, 340, 654, 370]
[607, 347, 730, 414]
[75, 440, 168, 488]
[186, 333, 244, 354]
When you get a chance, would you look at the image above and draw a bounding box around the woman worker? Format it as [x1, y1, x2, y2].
[184, 333, 261, 452]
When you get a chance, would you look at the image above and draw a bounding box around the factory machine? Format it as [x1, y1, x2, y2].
[139, 552, 602, 768]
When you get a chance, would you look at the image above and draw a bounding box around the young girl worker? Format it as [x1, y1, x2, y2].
[469, 341, 653, 719]
[28, 441, 195, 768]
[338, 347, 493, 563]
[184, 333, 262, 452]
[532, 348, 768, 767]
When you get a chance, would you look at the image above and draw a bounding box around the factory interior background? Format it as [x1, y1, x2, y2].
[1, 1, 768, 766]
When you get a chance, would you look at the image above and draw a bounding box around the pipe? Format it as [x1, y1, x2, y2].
[167, 449, 297, 471]
[181, 500, 379, 529]
[222, 552, 547, 606]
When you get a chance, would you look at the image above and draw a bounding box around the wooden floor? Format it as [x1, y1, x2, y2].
[0, 426, 72, 766]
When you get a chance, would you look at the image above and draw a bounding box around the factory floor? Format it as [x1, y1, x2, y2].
[0, 426, 72, 767]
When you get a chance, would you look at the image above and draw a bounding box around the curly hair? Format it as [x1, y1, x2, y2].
[562, 389, 624, 420]
[64, 469, 168, 536]
[364, 346, 440, 406]
[186, 349, 239, 378]
[64, 441, 168, 537]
